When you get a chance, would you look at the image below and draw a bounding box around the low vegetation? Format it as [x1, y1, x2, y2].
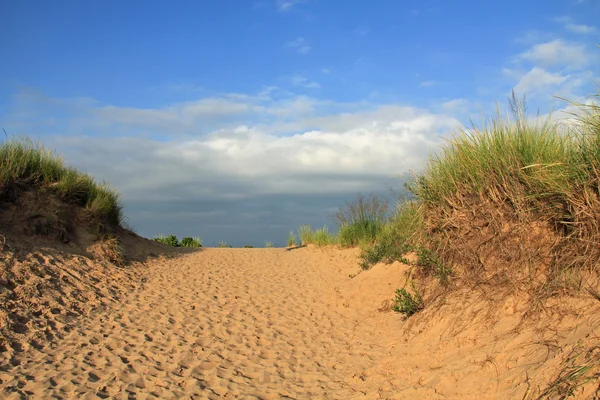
[152, 234, 202, 248]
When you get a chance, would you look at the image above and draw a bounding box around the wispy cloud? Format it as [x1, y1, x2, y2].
[518, 39, 591, 68]
[290, 75, 320, 89]
[285, 37, 311, 55]
[276, 0, 304, 11]
[419, 80, 438, 87]
[554, 16, 597, 34]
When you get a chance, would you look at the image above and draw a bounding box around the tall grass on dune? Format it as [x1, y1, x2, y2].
[408, 93, 582, 209]
[396, 90, 600, 285]
[0, 135, 123, 226]
[335, 193, 389, 247]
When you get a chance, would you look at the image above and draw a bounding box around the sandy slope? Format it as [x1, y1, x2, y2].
[1, 247, 598, 399]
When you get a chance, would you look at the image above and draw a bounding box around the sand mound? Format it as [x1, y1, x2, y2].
[0, 188, 184, 359]
[1, 244, 598, 398]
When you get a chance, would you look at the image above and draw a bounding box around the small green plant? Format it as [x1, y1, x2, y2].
[393, 286, 424, 317]
[287, 231, 297, 247]
[153, 234, 179, 247]
[265, 241, 274, 248]
[416, 246, 452, 285]
[298, 224, 313, 245]
[244, 245, 254, 248]
[180, 236, 202, 248]
[217, 240, 230, 248]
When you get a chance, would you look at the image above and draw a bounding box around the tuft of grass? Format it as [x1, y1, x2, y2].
[244, 245, 254, 248]
[0, 135, 123, 226]
[298, 224, 313, 245]
[153, 234, 179, 247]
[180, 236, 202, 248]
[218, 240, 232, 248]
[312, 225, 337, 247]
[287, 231, 297, 247]
[335, 193, 389, 247]
[265, 241, 274, 248]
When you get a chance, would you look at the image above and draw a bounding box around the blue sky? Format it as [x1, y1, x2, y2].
[1, 0, 599, 246]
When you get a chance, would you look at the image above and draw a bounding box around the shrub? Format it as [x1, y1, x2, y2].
[180, 236, 202, 248]
[153, 234, 179, 247]
[244, 245, 254, 248]
[218, 240, 232, 248]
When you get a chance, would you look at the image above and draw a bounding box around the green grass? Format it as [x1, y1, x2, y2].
[287, 231, 297, 247]
[312, 225, 337, 246]
[408, 93, 585, 209]
[298, 224, 313, 245]
[335, 193, 389, 247]
[0, 135, 123, 226]
[265, 241, 274, 248]
[218, 240, 232, 248]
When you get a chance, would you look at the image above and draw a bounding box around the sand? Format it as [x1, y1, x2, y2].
[1, 246, 599, 399]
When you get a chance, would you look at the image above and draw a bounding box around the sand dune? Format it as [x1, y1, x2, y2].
[1, 246, 598, 399]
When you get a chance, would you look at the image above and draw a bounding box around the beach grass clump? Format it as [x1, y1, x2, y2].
[312, 225, 337, 247]
[335, 193, 389, 247]
[287, 231, 297, 247]
[0, 135, 123, 226]
[298, 224, 313, 245]
[359, 201, 424, 269]
[265, 241, 274, 248]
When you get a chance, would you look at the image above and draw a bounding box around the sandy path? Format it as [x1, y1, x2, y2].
[0, 248, 392, 399]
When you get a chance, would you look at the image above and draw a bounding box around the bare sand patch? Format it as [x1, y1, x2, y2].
[1, 246, 599, 399]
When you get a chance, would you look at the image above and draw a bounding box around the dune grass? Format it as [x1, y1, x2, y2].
[335, 193, 389, 247]
[0, 135, 123, 226]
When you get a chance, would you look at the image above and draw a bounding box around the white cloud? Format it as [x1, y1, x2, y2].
[290, 74, 320, 88]
[6, 90, 461, 203]
[285, 37, 311, 55]
[519, 39, 590, 68]
[511, 67, 569, 95]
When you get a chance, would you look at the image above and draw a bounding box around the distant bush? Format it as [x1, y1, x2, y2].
[153, 234, 179, 247]
[265, 241, 274, 248]
[180, 236, 202, 248]
[244, 245, 253, 248]
[218, 240, 232, 248]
